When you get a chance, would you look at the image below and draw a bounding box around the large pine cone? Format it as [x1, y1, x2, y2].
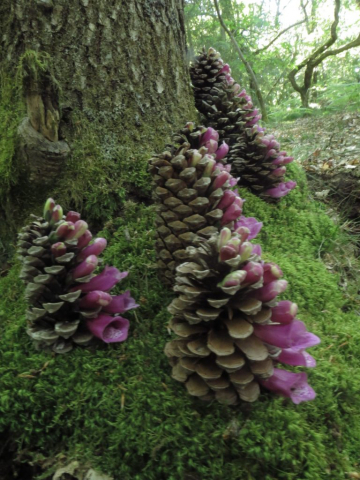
[17, 199, 138, 353]
[190, 47, 296, 202]
[165, 228, 319, 405]
[149, 123, 244, 286]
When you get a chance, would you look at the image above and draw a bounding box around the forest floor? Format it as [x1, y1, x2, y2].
[272, 111, 360, 221]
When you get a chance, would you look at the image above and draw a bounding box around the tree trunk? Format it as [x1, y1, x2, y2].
[0, 0, 196, 254]
[300, 89, 310, 108]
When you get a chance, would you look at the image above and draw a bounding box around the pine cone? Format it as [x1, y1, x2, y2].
[165, 227, 319, 405]
[190, 47, 296, 202]
[149, 123, 243, 286]
[17, 199, 138, 354]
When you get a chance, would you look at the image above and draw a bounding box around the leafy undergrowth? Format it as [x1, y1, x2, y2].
[1, 164, 360, 480]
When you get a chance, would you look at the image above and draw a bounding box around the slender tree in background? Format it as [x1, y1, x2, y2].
[288, 0, 360, 107]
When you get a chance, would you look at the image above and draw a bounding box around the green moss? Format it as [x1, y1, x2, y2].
[1, 164, 360, 479]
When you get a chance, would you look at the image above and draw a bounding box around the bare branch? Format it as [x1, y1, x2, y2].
[253, 19, 306, 55]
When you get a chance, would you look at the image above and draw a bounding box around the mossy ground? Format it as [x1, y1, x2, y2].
[1, 161, 360, 479]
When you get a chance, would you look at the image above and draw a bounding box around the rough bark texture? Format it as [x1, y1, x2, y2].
[0, 0, 196, 255]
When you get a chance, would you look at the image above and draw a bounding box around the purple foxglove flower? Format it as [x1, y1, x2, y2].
[51, 205, 63, 223]
[265, 183, 289, 198]
[217, 227, 232, 249]
[218, 63, 230, 75]
[215, 142, 229, 160]
[66, 220, 89, 240]
[72, 266, 128, 293]
[271, 167, 286, 177]
[225, 74, 234, 85]
[218, 270, 247, 288]
[238, 89, 247, 97]
[77, 238, 107, 262]
[204, 139, 218, 154]
[269, 139, 280, 150]
[43, 198, 55, 221]
[253, 279, 288, 302]
[87, 314, 129, 343]
[221, 203, 242, 225]
[242, 261, 264, 285]
[252, 244, 262, 256]
[66, 211, 81, 223]
[51, 242, 66, 258]
[73, 255, 98, 279]
[233, 226, 250, 242]
[102, 290, 139, 314]
[271, 300, 298, 324]
[217, 190, 237, 210]
[200, 127, 219, 145]
[239, 242, 253, 262]
[272, 155, 285, 166]
[285, 181, 297, 190]
[253, 320, 320, 349]
[263, 263, 283, 284]
[265, 148, 277, 159]
[77, 230, 93, 249]
[212, 171, 230, 190]
[259, 369, 316, 404]
[55, 221, 75, 239]
[219, 245, 238, 262]
[283, 156, 294, 164]
[229, 177, 239, 187]
[79, 290, 113, 309]
[277, 348, 316, 367]
[234, 216, 263, 240]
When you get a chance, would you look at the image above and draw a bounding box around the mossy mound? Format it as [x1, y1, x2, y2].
[1, 164, 360, 480]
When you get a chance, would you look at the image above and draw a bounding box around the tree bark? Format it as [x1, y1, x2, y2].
[0, 0, 196, 252]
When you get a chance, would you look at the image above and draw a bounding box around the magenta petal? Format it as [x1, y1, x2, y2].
[253, 320, 321, 349]
[77, 230, 93, 249]
[234, 216, 263, 240]
[253, 279, 288, 302]
[277, 348, 316, 367]
[242, 261, 264, 285]
[221, 203, 242, 225]
[252, 244, 262, 256]
[87, 314, 129, 343]
[102, 291, 139, 314]
[200, 127, 219, 145]
[215, 142, 229, 160]
[217, 190, 237, 210]
[259, 369, 316, 403]
[72, 267, 128, 293]
[66, 211, 81, 222]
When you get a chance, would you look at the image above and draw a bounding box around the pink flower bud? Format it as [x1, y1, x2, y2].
[219, 245, 238, 262]
[233, 226, 250, 243]
[200, 127, 219, 145]
[263, 263, 283, 284]
[253, 280, 288, 302]
[72, 267, 128, 293]
[55, 221, 75, 239]
[204, 139, 218, 154]
[77, 238, 107, 262]
[271, 167, 286, 177]
[66, 211, 81, 222]
[242, 261, 264, 285]
[221, 203, 242, 225]
[51, 242, 66, 258]
[218, 63, 230, 75]
[215, 142, 229, 160]
[73, 255, 98, 279]
[66, 220, 89, 240]
[77, 230, 93, 249]
[79, 291, 113, 309]
[202, 157, 216, 177]
[189, 150, 203, 167]
[239, 242, 253, 262]
[271, 301, 298, 324]
[51, 205, 63, 223]
[234, 216, 262, 240]
[212, 171, 230, 190]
